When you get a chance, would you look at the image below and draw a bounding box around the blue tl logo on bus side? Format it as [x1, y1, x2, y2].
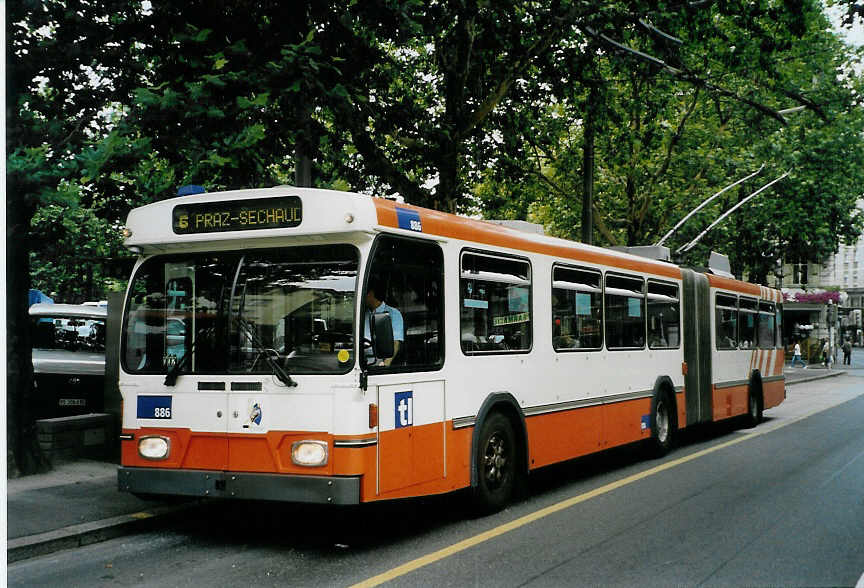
[395, 207, 423, 233]
[395, 391, 414, 428]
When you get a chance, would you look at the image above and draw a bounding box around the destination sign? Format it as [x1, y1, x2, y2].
[172, 196, 302, 234]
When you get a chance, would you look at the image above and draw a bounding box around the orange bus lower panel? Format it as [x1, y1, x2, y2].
[122, 428, 335, 476]
[121, 428, 226, 470]
[526, 397, 653, 470]
[712, 385, 748, 421]
[676, 391, 687, 430]
[763, 379, 785, 410]
[121, 387, 734, 503]
[365, 424, 472, 502]
[525, 405, 603, 469]
[602, 397, 653, 448]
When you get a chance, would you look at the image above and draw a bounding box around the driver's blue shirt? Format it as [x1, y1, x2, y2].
[364, 301, 404, 362]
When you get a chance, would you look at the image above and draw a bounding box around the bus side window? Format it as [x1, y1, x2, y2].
[757, 302, 776, 349]
[605, 274, 645, 349]
[460, 252, 531, 354]
[647, 281, 680, 349]
[715, 293, 738, 350]
[739, 297, 758, 349]
[552, 265, 602, 351]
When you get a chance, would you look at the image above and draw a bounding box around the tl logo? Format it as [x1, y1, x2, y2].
[394, 391, 413, 429]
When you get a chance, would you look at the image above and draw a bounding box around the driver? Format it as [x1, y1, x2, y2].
[364, 278, 404, 367]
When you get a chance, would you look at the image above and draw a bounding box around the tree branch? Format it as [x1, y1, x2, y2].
[652, 86, 700, 182]
[333, 99, 432, 205]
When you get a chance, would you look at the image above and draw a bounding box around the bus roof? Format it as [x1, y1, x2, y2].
[122, 185, 781, 298]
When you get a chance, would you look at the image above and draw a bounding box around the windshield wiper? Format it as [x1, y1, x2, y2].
[164, 325, 215, 387]
[236, 318, 297, 387]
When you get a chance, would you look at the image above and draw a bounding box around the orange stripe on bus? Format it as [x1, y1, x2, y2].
[707, 274, 763, 296]
[373, 199, 682, 279]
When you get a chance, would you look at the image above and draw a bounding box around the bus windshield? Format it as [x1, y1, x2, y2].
[123, 244, 358, 376]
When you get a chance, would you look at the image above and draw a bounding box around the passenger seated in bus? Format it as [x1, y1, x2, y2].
[364, 278, 404, 367]
[649, 334, 667, 348]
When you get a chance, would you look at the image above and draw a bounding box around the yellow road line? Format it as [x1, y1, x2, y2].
[129, 512, 155, 520]
[352, 412, 815, 588]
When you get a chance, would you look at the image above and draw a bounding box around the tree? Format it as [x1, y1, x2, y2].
[473, 0, 864, 279]
[7, 0, 143, 475]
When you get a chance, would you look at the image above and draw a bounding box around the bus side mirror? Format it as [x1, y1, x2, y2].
[372, 313, 394, 360]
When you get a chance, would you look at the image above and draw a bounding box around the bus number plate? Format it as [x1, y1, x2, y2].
[137, 396, 173, 419]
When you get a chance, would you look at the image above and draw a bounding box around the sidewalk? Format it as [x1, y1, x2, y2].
[783, 362, 848, 385]
[5, 366, 847, 564]
[6, 460, 195, 563]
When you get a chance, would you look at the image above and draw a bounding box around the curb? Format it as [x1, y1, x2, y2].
[7, 502, 199, 563]
[784, 369, 847, 386]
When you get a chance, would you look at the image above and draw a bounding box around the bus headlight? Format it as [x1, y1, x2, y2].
[138, 436, 170, 460]
[291, 440, 328, 467]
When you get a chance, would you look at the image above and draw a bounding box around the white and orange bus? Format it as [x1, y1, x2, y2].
[117, 186, 785, 512]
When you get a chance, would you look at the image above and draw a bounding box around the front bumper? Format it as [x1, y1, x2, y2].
[118, 466, 361, 505]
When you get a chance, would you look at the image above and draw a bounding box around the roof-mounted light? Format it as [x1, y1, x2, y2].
[176, 185, 206, 197]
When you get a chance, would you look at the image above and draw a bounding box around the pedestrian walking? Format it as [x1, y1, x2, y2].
[791, 341, 806, 367]
[822, 339, 831, 368]
[843, 339, 852, 365]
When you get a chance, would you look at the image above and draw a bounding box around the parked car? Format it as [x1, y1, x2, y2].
[29, 303, 107, 419]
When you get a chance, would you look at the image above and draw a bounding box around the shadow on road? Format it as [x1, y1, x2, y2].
[166, 414, 763, 557]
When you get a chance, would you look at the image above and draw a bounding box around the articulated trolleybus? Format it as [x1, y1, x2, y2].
[118, 186, 785, 512]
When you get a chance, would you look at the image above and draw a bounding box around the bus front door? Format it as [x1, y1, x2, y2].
[376, 379, 446, 496]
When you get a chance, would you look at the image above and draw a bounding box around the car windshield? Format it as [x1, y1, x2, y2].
[122, 244, 358, 376]
[31, 316, 107, 352]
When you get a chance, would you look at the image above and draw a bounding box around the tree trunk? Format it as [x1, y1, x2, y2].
[6, 189, 51, 477]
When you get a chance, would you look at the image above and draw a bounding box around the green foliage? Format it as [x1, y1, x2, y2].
[9, 0, 864, 300]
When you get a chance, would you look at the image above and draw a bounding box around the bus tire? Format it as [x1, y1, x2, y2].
[648, 390, 674, 458]
[472, 412, 517, 514]
[745, 380, 763, 428]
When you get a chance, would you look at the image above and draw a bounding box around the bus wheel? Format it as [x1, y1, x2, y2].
[745, 386, 763, 428]
[472, 412, 517, 514]
[649, 392, 673, 457]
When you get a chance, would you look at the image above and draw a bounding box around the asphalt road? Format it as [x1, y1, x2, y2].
[9, 373, 864, 588]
